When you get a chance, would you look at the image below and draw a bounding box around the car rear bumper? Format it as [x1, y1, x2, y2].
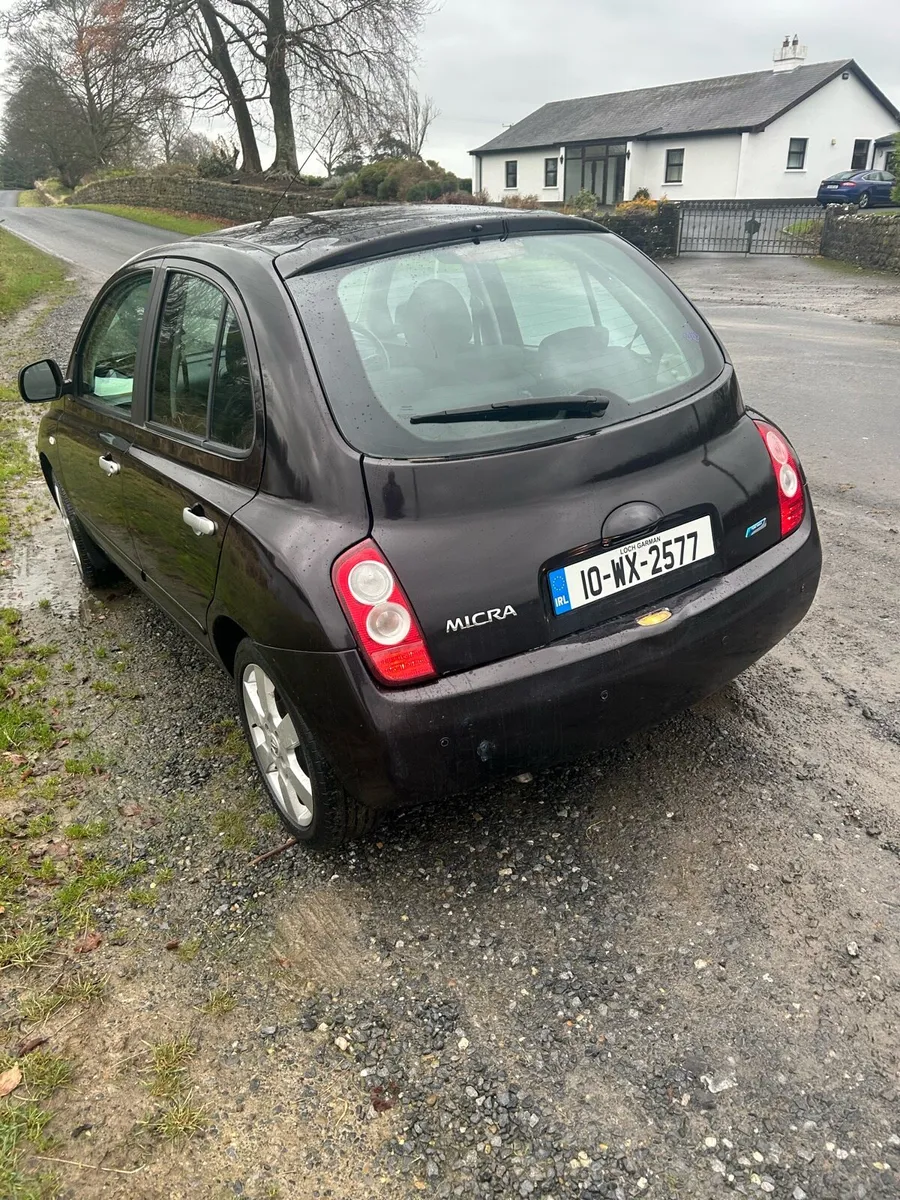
[267, 506, 822, 809]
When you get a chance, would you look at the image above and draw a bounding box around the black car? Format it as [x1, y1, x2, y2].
[19, 206, 822, 846]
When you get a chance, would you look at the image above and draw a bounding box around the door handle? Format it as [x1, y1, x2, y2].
[98, 454, 120, 476]
[182, 506, 217, 537]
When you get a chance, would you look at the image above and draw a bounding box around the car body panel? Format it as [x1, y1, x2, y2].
[265, 504, 821, 808]
[364, 368, 783, 675]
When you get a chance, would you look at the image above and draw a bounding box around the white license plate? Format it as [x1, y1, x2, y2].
[548, 515, 715, 616]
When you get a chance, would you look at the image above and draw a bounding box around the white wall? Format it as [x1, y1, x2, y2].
[631, 134, 742, 200]
[475, 147, 562, 203]
[736, 72, 896, 198]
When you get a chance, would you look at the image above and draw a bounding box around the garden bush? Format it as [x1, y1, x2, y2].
[500, 194, 541, 209]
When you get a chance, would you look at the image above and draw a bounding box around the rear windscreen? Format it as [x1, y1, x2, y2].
[287, 230, 725, 459]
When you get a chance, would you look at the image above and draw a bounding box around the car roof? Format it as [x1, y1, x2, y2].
[178, 204, 604, 275]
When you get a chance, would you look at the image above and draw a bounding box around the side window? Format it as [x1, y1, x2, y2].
[210, 307, 255, 450]
[151, 274, 225, 437]
[80, 272, 152, 410]
[151, 272, 254, 450]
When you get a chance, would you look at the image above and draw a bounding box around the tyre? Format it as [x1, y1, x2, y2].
[53, 478, 122, 589]
[233, 638, 378, 848]
[858, 190, 871, 209]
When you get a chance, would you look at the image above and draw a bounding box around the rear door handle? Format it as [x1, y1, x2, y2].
[98, 454, 120, 476]
[182, 505, 217, 537]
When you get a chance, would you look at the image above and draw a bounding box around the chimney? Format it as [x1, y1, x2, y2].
[773, 34, 807, 72]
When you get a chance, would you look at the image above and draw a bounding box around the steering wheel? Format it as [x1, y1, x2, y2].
[350, 323, 390, 372]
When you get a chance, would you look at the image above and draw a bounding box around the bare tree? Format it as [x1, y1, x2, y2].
[197, 0, 432, 175]
[294, 87, 370, 176]
[388, 78, 438, 159]
[3, 0, 171, 183]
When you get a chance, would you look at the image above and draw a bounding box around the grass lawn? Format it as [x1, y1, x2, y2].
[784, 218, 824, 240]
[0, 229, 68, 325]
[73, 203, 230, 236]
[15, 190, 44, 208]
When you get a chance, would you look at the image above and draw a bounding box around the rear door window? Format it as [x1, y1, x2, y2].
[150, 271, 255, 450]
[288, 230, 724, 460]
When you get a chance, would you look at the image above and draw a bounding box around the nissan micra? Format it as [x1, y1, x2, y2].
[19, 206, 821, 845]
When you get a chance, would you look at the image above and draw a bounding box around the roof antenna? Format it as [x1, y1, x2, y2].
[259, 114, 340, 227]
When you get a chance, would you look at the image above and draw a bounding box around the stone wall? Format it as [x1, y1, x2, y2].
[67, 174, 325, 223]
[821, 207, 900, 273]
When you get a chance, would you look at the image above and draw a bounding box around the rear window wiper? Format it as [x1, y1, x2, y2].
[410, 393, 616, 425]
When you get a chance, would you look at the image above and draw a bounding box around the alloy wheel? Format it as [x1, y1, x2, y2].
[241, 662, 313, 829]
[55, 484, 83, 576]
[859, 191, 870, 209]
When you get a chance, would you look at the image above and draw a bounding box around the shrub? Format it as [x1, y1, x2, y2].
[615, 197, 659, 215]
[406, 182, 428, 202]
[376, 175, 400, 200]
[571, 189, 597, 213]
[196, 140, 238, 179]
[150, 162, 198, 178]
[632, 187, 651, 201]
[437, 191, 483, 205]
[297, 173, 322, 187]
[457, 178, 473, 194]
[355, 161, 394, 197]
[501, 193, 541, 210]
[893, 135, 900, 204]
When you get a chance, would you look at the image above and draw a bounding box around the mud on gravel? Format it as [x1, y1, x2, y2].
[1, 271, 899, 1200]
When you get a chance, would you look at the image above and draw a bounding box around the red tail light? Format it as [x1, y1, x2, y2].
[753, 419, 805, 537]
[332, 540, 436, 687]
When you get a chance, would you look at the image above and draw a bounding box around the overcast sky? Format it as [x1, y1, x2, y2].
[417, 1, 900, 175]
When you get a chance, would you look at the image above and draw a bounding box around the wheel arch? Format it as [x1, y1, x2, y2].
[211, 614, 249, 677]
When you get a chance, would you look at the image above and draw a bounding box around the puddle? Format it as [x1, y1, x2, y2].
[0, 514, 82, 618]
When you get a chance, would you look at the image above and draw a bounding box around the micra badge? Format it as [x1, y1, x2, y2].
[745, 517, 767, 538]
[446, 606, 517, 634]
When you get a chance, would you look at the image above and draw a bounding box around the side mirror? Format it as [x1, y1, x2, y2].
[18, 359, 65, 404]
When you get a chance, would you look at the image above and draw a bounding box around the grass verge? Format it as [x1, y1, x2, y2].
[72, 204, 230, 236]
[16, 191, 45, 209]
[0, 230, 68, 325]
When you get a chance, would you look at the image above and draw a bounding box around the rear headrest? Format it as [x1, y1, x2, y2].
[538, 325, 610, 378]
[401, 279, 472, 362]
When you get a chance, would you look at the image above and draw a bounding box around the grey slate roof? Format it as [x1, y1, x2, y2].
[472, 60, 900, 154]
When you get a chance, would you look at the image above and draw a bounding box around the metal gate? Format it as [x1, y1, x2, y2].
[678, 199, 824, 255]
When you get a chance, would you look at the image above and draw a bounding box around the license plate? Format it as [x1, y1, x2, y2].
[826, 184, 838, 189]
[548, 515, 715, 616]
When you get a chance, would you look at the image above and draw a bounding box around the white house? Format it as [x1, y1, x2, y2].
[470, 39, 900, 205]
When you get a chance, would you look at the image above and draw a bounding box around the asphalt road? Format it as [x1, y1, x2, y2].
[0, 188, 176, 281]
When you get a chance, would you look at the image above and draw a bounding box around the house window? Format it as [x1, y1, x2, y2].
[786, 138, 807, 170]
[664, 149, 684, 184]
[887, 152, 897, 176]
[505, 161, 518, 188]
[544, 157, 558, 188]
[851, 139, 871, 170]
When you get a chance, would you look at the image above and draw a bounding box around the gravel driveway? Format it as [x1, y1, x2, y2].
[1, 252, 898, 1200]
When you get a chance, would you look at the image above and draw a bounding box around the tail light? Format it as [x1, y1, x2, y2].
[753, 419, 805, 537]
[840, 181, 857, 187]
[332, 540, 436, 686]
